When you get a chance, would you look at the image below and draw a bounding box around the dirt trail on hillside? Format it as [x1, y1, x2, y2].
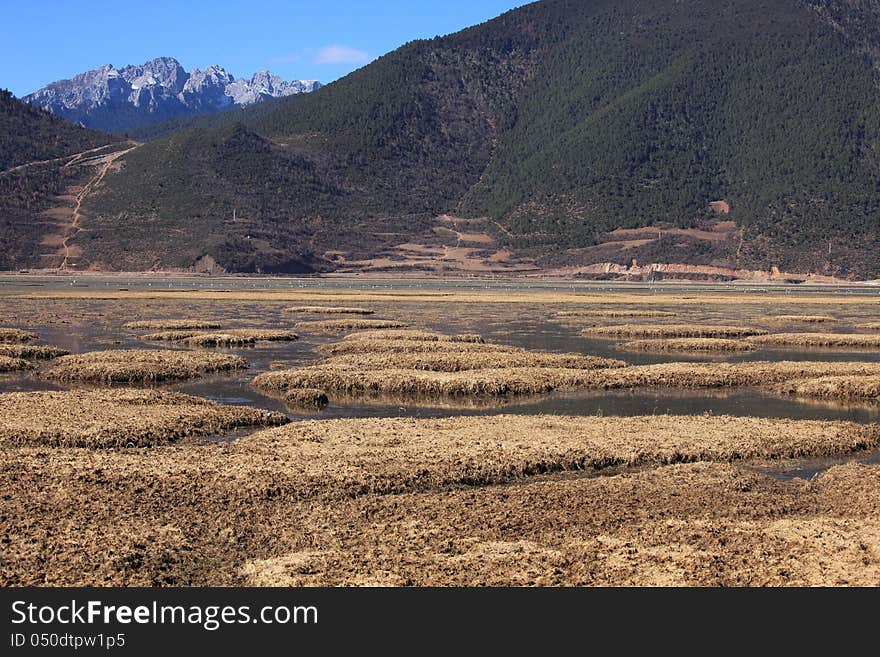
[58, 145, 138, 271]
[0, 144, 115, 176]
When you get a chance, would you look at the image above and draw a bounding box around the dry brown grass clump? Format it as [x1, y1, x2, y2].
[284, 388, 329, 408]
[285, 306, 375, 315]
[145, 328, 298, 343]
[182, 333, 257, 347]
[5, 415, 880, 585]
[773, 375, 880, 402]
[0, 328, 38, 343]
[582, 324, 768, 338]
[123, 320, 222, 330]
[593, 361, 880, 389]
[252, 366, 598, 396]
[318, 339, 511, 356]
[0, 344, 69, 359]
[142, 330, 201, 341]
[619, 338, 756, 353]
[0, 389, 287, 448]
[771, 315, 838, 323]
[323, 351, 626, 372]
[0, 355, 32, 372]
[855, 322, 880, 331]
[41, 349, 248, 383]
[239, 462, 880, 587]
[228, 329, 298, 342]
[745, 333, 880, 348]
[255, 360, 880, 397]
[294, 319, 409, 333]
[235, 414, 880, 495]
[556, 310, 678, 318]
[343, 329, 484, 343]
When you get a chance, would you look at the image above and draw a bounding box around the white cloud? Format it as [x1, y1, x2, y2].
[314, 45, 370, 65]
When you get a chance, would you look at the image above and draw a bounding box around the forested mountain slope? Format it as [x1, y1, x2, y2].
[10, 0, 880, 277]
[0, 91, 126, 270]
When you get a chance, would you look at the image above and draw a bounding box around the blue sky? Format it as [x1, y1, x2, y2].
[0, 0, 527, 97]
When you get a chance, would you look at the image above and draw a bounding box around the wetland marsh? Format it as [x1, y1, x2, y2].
[2, 276, 880, 585]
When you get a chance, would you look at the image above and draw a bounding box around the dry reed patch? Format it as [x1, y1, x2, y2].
[745, 333, 880, 348]
[342, 329, 484, 343]
[285, 306, 375, 315]
[5, 442, 880, 585]
[619, 338, 756, 353]
[556, 310, 678, 318]
[227, 329, 298, 342]
[240, 470, 880, 585]
[0, 328, 38, 343]
[593, 361, 880, 389]
[255, 360, 880, 397]
[322, 351, 626, 372]
[145, 329, 298, 343]
[0, 344, 69, 359]
[771, 315, 838, 323]
[41, 349, 248, 383]
[294, 319, 409, 333]
[773, 375, 880, 401]
[284, 388, 329, 409]
[0, 355, 32, 372]
[0, 389, 287, 448]
[123, 320, 222, 330]
[252, 366, 604, 396]
[182, 333, 257, 347]
[234, 415, 880, 497]
[856, 322, 880, 331]
[317, 339, 511, 356]
[583, 324, 768, 338]
[142, 330, 202, 341]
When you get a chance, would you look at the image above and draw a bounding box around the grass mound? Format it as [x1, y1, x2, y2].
[855, 322, 880, 331]
[285, 306, 375, 315]
[235, 414, 880, 496]
[284, 388, 329, 409]
[145, 329, 298, 344]
[0, 328, 38, 343]
[582, 324, 768, 338]
[773, 375, 880, 401]
[123, 320, 222, 330]
[317, 340, 512, 356]
[323, 351, 626, 372]
[592, 361, 880, 389]
[771, 315, 838, 323]
[294, 319, 409, 333]
[0, 389, 287, 448]
[41, 349, 248, 383]
[619, 338, 756, 353]
[142, 330, 201, 341]
[252, 366, 599, 396]
[556, 310, 677, 318]
[0, 344, 69, 359]
[342, 329, 484, 343]
[182, 333, 257, 347]
[0, 355, 32, 372]
[228, 329, 298, 342]
[255, 360, 880, 397]
[746, 333, 880, 348]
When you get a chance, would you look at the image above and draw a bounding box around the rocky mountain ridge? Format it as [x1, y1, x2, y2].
[22, 57, 321, 133]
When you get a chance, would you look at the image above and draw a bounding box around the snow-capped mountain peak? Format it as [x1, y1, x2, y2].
[22, 58, 322, 132]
